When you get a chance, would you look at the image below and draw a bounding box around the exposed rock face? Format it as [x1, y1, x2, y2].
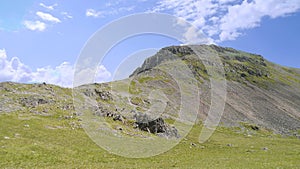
[20, 97, 50, 108]
[130, 46, 193, 76]
[83, 88, 112, 101]
[134, 113, 179, 138]
[131, 45, 270, 82]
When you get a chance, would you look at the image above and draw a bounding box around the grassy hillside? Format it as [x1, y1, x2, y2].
[1, 112, 299, 168]
[0, 45, 299, 168]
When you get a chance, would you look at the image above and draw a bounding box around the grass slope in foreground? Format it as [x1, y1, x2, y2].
[0, 107, 299, 168]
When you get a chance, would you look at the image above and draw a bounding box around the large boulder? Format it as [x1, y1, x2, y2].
[134, 113, 179, 138]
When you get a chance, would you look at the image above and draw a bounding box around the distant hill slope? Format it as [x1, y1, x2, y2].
[128, 45, 300, 135]
[1, 45, 299, 137]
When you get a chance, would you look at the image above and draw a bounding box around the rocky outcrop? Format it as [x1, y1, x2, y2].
[134, 113, 180, 138]
[83, 88, 112, 101]
[130, 46, 194, 76]
[20, 97, 50, 108]
[131, 45, 270, 81]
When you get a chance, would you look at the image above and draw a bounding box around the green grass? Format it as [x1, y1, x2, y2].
[130, 97, 143, 106]
[128, 80, 142, 95]
[0, 112, 299, 168]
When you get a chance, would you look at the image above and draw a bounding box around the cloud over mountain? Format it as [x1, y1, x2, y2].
[0, 49, 111, 87]
[153, 0, 300, 41]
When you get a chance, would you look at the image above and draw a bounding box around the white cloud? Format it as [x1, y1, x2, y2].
[61, 12, 73, 19]
[74, 66, 112, 87]
[0, 49, 32, 82]
[219, 0, 300, 41]
[153, 0, 300, 42]
[0, 49, 111, 87]
[105, 1, 121, 7]
[86, 9, 103, 18]
[39, 3, 57, 10]
[118, 6, 135, 12]
[0, 49, 6, 59]
[23, 20, 46, 31]
[32, 62, 75, 87]
[86, 6, 135, 18]
[36, 11, 61, 23]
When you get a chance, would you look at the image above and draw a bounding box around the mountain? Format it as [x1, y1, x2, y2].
[75, 44, 300, 137]
[0, 44, 299, 167]
[1, 45, 300, 136]
[133, 45, 300, 134]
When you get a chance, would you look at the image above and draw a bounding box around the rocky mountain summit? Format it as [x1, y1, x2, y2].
[129, 45, 300, 136]
[1, 45, 300, 138]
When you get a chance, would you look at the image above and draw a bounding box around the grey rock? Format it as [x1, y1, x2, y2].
[134, 113, 179, 138]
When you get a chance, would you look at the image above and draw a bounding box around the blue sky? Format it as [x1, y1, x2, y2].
[0, 0, 299, 87]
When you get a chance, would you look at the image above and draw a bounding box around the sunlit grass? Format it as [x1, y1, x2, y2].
[0, 112, 299, 168]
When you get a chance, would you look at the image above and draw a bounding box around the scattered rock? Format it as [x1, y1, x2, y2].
[73, 112, 82, 116]
[250, 125, 259, 131]
[83, 89, 94, 97]
[95, 89, 112, 101]
[69, 122, 82, 129]
[20, 97, 49, 108]
[62, 104, 74, 110]
[64, 115, 73, 119]
[4, 136, 10, 140]
[24, 124, 30, 128]
[113, 114, 124, 122]
[83, 88, 112, 101]
[191, 142, 197, 147]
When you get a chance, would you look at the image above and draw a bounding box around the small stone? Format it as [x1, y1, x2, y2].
[64, 116, 72, 119]
[113, 114, 124, 122]
[133, 123, 139, 129]
[24, 124, 30, 128]
[116, 126, 123, 131]
[4, 136, 10, 140]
